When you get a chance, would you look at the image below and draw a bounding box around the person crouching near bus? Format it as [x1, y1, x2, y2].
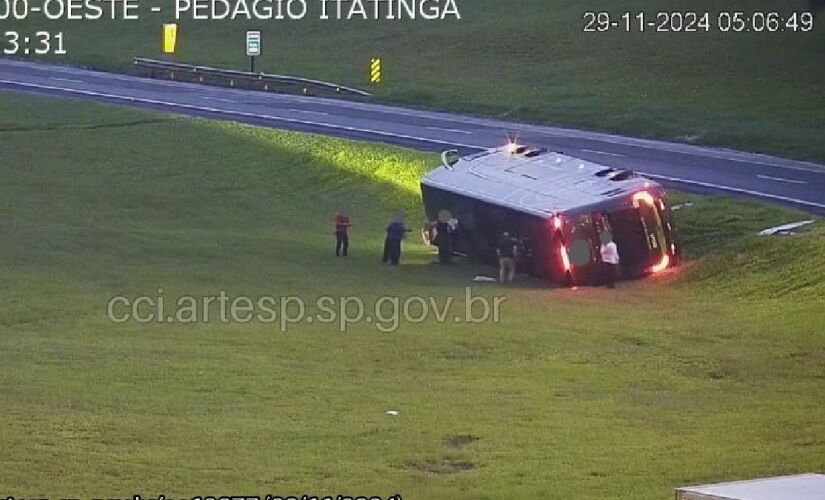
[383, 211, 410, 266]
[600, 232, 620, 288]
[334, 206, 352, 257]
[497, 232, 519, 283]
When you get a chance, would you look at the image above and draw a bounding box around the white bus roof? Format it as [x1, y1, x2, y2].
[421, 145, 661, 218]
[676, 474, 825, 500]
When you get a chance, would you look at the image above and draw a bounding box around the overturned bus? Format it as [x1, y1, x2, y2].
[420, 144, 680, 286]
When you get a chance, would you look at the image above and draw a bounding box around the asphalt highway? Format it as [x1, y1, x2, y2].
[2, 58, 824, 214]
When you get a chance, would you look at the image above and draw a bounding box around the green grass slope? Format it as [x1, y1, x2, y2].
[6, 0, 825, 161]
[1, 94, 824, 499]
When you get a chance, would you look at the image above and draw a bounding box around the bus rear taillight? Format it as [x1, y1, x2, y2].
[560, 244, 571, 272]
[650, 254, 670, 274]
[632, 191, 656, 208]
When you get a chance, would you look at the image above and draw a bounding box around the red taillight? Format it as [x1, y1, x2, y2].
[560, 244, 571, 272]
[632, 191, 656, 208]
[650, 254, 670, 274]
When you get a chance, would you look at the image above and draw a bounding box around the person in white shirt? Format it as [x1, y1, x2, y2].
[600, 233, 620, 289]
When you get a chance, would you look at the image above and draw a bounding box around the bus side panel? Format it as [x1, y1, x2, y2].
[421, 184, 560, 282]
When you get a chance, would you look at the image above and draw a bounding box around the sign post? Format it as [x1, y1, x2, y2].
[245, 31, 261, 73]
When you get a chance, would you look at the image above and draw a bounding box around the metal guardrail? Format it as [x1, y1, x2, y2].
[133, 58, 372, 99]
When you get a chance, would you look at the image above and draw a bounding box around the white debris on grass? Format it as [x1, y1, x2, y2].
[386, 410, 400, 416]
[759, 220, 815, 236]
[472, 276, 498, 282]
[672, 202, 694, 211]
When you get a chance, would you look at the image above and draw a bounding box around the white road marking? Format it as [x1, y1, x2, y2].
[581, 149, 626, 158]
[640, 172, 825, 210]
[0, 79, 485, 151]
[150, 6, 161, 11]
[288, 108, 330, 116]
[759, 220, 815, 236]
[202, 96, 234, 103]
[426, 126, 472, 135]
[49, 77, 82, 84]
[757, 174, 808, 185]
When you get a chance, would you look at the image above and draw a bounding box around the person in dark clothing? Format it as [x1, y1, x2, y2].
[383, 212, 410, 266]
[435, 221, 452, 264]
[334, 208, 352, 257]
[496, 232, 519, 283]
[433, 210, 454, 265]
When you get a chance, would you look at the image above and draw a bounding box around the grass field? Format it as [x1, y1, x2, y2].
[6, 0, 825, 162]
[1, 93, 825, 499]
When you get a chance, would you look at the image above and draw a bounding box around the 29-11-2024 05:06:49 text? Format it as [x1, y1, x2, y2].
[582, 11, 815, 33]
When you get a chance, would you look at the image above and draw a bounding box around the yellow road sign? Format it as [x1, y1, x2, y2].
[163, 23, 178, 54]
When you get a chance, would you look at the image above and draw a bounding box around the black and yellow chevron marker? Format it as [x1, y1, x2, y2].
[370, 58, 382, 84]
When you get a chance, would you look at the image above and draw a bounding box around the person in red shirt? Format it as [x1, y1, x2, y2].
[334, 208, 352, 257]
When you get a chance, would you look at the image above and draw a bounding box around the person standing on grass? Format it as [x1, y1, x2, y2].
[496, 231, 519, 283]
[600, 232, 620, 289]
[334, 207, 352, 257]
[383, 211, 410, 266]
